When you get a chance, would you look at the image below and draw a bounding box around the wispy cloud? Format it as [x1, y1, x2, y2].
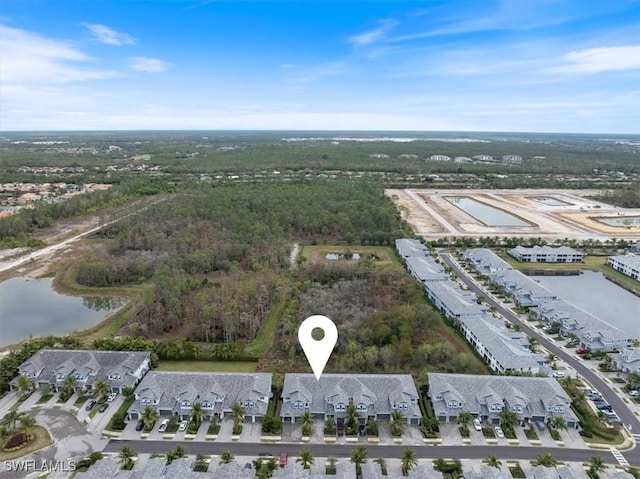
[129, 56, 171, 73]
[551, 45, 640, 73]
[348, 19, 398, 46]
[83, 23, 135, 46]
[0, 24, 120, 84]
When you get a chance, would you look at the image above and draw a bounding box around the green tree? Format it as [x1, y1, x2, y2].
[400, 448, 418, 476]
[499, 409, 518, 428]
[117, 446, 136, 470]
[230, 402, 246, 427]
[220, 449, 235, 464]
[345, 404, 360, 429]
[300, 411, 313, 436]
[141, 406, 159, 431]
[550, 416, 567, 431]
[18, 415, 36, 439]
[391, 409, 407, 436]
[297, 449, 315, 470]
[93, 380, 110, 401]
[485, 455, 502, 469]
[350, 445, 368, 475]
[1, 408, 23, 432]
[61, 376, 76, 398]
[15, 376, 35, 397]
[534, 453, 557, 467]
[588, 456, 606, 478]
[456, 411, 472, 426]
[190, 402, 206, 426]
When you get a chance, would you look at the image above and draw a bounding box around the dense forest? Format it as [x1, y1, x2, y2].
[588, 184, 640, 208]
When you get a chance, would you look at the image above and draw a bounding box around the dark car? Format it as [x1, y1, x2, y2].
[358, 424, 367, 436]
[596, 403, 612, 411]
[98, 403, 109, 413]
[135, 421, 144, 431]
[336, 419, 344, 437]
[85, 399, 97, 411]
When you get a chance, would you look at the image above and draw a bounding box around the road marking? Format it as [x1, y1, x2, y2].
[631, 433, 640, 440]
[611, 449, 629, 467]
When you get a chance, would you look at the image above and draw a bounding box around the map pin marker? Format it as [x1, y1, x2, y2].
[298, 315, 338, 380]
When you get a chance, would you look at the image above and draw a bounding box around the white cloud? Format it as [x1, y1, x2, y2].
[129, 57, 171, 73]
[348, 19, 398, 46]
[83, 23, 135, 46]
[551, 45, 640, 73]
[0, 24, 120, 84]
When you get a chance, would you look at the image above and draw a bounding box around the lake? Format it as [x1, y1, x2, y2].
[446, 196, 529, 227]
[596, 216, 640, 227]
[0, 277, 125, 347]
[531, 271, 640, 337]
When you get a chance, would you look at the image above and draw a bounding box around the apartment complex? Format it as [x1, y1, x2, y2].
[508, 246, 584, 263]
[608, 254, 640, 280]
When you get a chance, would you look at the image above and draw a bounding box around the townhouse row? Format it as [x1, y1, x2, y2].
[396, 240, 546, 374]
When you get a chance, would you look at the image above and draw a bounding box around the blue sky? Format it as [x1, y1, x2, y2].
[1, 0, 639, 132]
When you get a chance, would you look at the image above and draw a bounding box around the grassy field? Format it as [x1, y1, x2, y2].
[497, 252, 640, 294]
[301, 244, 402, 266]
[156, 361, 257, 373]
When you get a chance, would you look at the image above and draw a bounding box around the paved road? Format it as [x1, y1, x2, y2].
[103, 440, 635, 465]
[439, 252, 640, 465]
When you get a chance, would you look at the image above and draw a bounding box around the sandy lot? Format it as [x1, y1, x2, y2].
[386, 188, 640, 240]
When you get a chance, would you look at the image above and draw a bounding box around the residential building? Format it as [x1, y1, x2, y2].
[608, 254, 640, 280]
[428, 373, 579, 428]
[501, 155, 523, 165]
[489, 269, 557, 306]
[458, 316, 547, 374]
[127, 372, 272, 422]
[280, 373, 421, 425]
[508, 246, 584, 263]
[531, 465, 588, 479]
[395, 238, 430, 260]
[11, 349, 150, 394]
[463, 466, 514, 479]
[534, 300, 633, 352]
[463, 248, 513, 274]
[405, 256, 450, 283]
[453, 156, 472, 163]
[613, 347, 640, 374]
[472, 155, 494, 162]
[430, 155, 451, 161]
[424, 280, 487, 320]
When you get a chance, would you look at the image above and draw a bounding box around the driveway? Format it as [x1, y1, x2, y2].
[0, 408, 107, 479]
[0, 391, 19, 417]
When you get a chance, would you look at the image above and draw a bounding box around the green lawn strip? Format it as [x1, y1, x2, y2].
[88, 398, 107, 420]
[245, 287, 290, 357]
[73, 395, 90, 408]
[156, 360, 257, 373]
[36, 394, 53, 405]
[105, 398, 135, 431]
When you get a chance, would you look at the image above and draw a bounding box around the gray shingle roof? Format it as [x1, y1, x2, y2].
[405, 256, 449, 282]
[129, 372, 272, 418]
[508, 245, 583, 260]
[281, 374, 420, 421]
[424, 280, 486, 318]
[463, 249, 513, 273]
[395, 238, 429, 258]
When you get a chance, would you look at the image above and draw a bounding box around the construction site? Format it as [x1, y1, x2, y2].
[386, 188, 640, 241]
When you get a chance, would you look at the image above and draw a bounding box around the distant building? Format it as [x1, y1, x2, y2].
[501, 155, 523, 165]
[508, 245, 584, 263]
[607, 254, 640, 280]
[453, 156, 472, 163]
[472, 154, 493, 162]
[429, 155, 451, 161]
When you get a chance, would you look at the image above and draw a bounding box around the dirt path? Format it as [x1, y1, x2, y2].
[289, 242, 300, 269]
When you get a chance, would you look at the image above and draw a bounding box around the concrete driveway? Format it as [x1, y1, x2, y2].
[0, 408, 107, 479]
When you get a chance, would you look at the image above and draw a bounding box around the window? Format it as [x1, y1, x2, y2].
[202, 401, 212, 408]
[181, 401, 191, 408]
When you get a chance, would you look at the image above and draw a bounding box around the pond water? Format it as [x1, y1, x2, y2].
[446, 196, 529, 227]
[596, 216, 640, 227]
[0, 277, 125, 347]
[532, 197, 571, 206]
[531, 271, 640, 337]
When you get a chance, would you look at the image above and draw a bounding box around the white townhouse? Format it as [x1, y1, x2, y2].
[424, 279, 487, 320]
[12, 349, 150, 394]
[463, 248, 513, 274]
[128, 372, 272, 422]
[608, 254, 640, 280]
[489, 269, 556, 307]
[508, 245, 584, 263]
[613, 347, 640, 374]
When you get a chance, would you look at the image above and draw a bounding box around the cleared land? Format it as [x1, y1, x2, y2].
[387, 188, 640, 241]
[156, 360, 257, 373]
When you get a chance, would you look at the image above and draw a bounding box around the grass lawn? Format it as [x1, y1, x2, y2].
[73, 395, 90, 408]
[523, 428, 539, 440]
[105, 398, 135, 431]
[580, 431, 625, 446]
[610, 378, 626, 384]
[0, 426, 53, 461]
[36, 394, 53, 405]
[156, 361, 257, 373]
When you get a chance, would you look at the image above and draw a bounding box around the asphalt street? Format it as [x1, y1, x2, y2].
[439, 251, 640, 466]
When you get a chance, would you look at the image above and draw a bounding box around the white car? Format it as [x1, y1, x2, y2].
[552, 371, 565, 378]
[158, 419, 169, 432]
[473, 418, 482, 431]
[494, 426, 505, 439]
[178, 420, 188, 432]
[107, 392, 118, 402]
[630, 390, 639, 397]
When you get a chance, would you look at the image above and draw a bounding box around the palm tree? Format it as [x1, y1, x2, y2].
[297, 449, 315, 469]
[485, 455, 502, 469]
[550, 416, 567, 431]
[190, 402, 205, 427]
[93, 380, 110, 401]
[400, 448, 418, 476]
[2, 408, 23, 432]
[172, 444, 187, 460]
[141, 406, 159, 431]
[528, 337, 539, 352]
[300, 411, 313, 436]
[15, 376, 35, 397]
[499, 409, 518, 428]
[456, 411, 472, 426]
[533, 453, 557, 467]
[390, 409, 407, 436]
[588, 456, 606, 477]
[345, 404, 360, 429]
[374, 458, 387, 474]
[350, 445, 368, 475]
[230, 402, 246, 427]
[117, 446, 136, 469]
[546, 353, 557, 367]
[18, 415, 36, 440]
[61, 376, 76, 398]
[219, 449, 235, 464]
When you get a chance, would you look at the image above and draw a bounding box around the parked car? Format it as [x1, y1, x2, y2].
[85, 399, 97, 411]
[358, 424, 367, 436]
[494, 426, 504, 439]
[552, 371, 565, 378]
[630, 390, 639, 397]
[473, 418, 482, 431]
[336, 419, 344, 437]
[576, 347, 588, 354]
[542, 326, 552, 332]
[107, 392, 118, 402]
[158, 419, 169, 432]
[535, 421, 546, 431]
[596, 403, 613, 412]
[278, 453, 288, 468]
[135, 421, 144, 431]
[98, 403, 109, 413]
[178, 420, 188, 432]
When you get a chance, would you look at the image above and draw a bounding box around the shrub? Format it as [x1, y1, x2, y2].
[232, 424, 243, 435]
[550, 429, 561, 441]
[579, 430, 593, 438]
[2, 432, 32, 452]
